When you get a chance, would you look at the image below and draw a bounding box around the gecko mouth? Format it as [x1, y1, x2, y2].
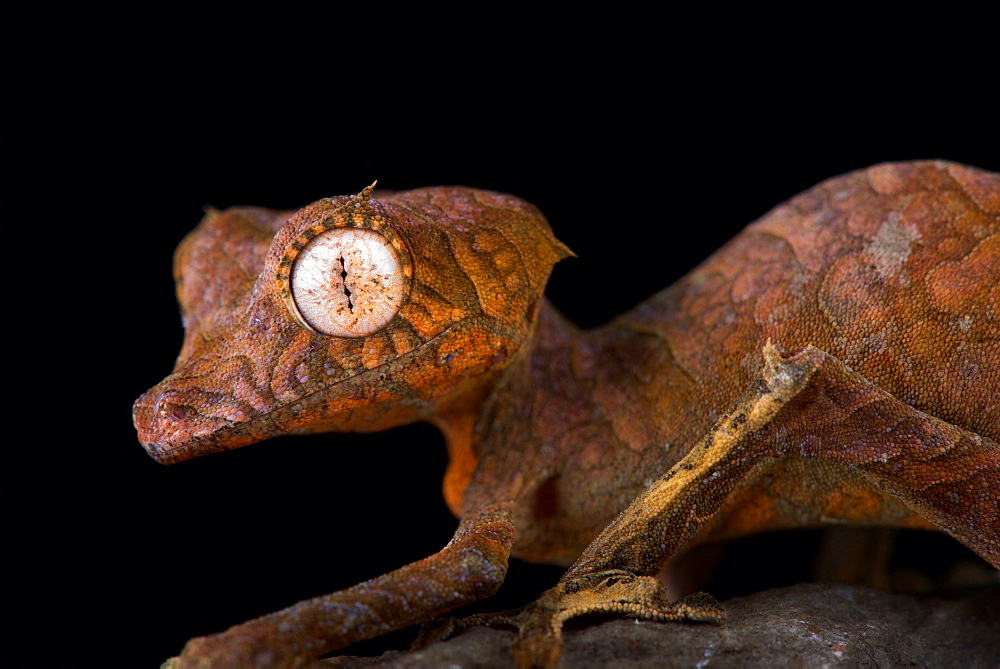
[133, 385, 265, 464]
[133, 374, 366, 465]
[133, 321, 473, 464]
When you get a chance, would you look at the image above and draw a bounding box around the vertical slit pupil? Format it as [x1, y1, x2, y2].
[338, 256, 354, 311]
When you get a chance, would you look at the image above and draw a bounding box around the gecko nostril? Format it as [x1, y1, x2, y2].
[164, 404, 193, 422]
[154, 390, 196, 423]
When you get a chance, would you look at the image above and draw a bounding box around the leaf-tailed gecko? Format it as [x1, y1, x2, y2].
[134, 160, 998, 667]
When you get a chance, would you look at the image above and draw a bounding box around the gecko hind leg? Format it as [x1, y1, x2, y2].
[420, 343, 999, 668]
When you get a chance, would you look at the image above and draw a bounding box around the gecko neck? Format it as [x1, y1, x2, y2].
[441, 299, 692, 565]
[432, 299, 584, 517]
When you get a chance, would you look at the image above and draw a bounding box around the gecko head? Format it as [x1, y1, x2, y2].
[134, 184, 571, 464]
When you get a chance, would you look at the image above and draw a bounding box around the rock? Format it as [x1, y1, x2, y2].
[325, 582, 1000, 667]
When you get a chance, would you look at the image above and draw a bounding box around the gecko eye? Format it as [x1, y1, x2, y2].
[289, 228, 407, 337]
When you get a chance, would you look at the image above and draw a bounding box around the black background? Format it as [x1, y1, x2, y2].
[10, 18, 997, 668]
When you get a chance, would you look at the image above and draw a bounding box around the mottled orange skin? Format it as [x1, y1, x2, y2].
[461, 161, 997, 563]
[135, 162, 998, 668]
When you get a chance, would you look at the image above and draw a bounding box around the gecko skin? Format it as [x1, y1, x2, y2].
[134, 161, 998, 667]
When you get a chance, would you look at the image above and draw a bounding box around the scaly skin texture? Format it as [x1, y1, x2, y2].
[134, 162, 998, 668]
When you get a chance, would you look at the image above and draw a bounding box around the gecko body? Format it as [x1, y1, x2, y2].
[135, 161, 998, 667]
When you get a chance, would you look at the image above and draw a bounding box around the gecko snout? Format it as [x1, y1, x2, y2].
[133, 385, 257, 464]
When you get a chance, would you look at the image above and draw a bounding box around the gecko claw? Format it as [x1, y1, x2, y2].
[411, 616, 461, 649]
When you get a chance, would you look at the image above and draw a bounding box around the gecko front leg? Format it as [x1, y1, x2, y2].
[165, 503, 514, 667]
[443, 343, 998, 668]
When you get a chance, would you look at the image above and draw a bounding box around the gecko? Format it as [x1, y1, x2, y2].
[134, 160, 999, 667]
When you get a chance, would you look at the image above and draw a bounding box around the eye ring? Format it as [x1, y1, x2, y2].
[287, 227, 408, 337]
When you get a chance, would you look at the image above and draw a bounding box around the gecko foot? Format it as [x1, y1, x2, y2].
[414, 570, 723, 668]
